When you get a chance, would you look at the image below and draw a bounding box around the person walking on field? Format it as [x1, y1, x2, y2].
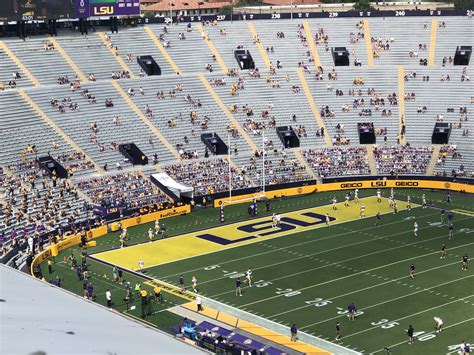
[105, 289, 112, 308]
[196, 296, 203, 312]
[407, 324, 414, 344]
[236, 277, 242, 296]
[290, 324, 298, 341]
[335, 322, 342, 340]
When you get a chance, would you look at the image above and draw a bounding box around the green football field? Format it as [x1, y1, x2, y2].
[40, 189, 474, 354]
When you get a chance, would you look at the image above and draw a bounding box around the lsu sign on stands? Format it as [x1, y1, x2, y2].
[75, 0, 140, 18]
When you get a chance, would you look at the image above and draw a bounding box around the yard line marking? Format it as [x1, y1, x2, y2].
[200, 224, 472, 287]
[371, 317, 474, 354]
[272, 266, 472, 320]
[229, 243, 473, 307]
[156, 205, 434, 279]
[345, 297, 474, 340]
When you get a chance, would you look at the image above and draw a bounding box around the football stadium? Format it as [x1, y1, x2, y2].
[0, 0, 473, 354]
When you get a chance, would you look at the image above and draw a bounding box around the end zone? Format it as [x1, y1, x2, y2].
[92, 196, 416, 271]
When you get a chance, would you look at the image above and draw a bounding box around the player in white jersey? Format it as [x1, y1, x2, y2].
[376, 189, 382, 203]
[332, 197, 338, 210]
[413, 222, 418, 237]
[148, 228, 154, 242]
[359, 204, 366, 218]
[191, 276, 198, 293]
[407, 195, 412, 211]
[138, 260, 145, 271]
[121, 227, 127, 240]
[275, 213, 281, 226]
[344, 194, 350, 207]
[390, 188, 394, 199]
[388, 196, 394, 208]
[434, 316, 443, 332]
[271, 213, 277, 228]
[245, 269, 253, 287]
[326, 213, 331, 226]
[422, 194, 427, 208]
[354, 189, 359, 204]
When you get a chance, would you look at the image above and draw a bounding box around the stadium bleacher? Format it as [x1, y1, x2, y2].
[0, 15, 473, 258]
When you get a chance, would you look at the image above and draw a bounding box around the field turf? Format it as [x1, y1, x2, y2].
[40, 189, 474, 353]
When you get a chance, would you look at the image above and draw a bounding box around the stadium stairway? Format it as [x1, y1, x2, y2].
[397, 65, 406, 145]
[17, 88, 102, 174]
[117, 73, 254, 158]
[246, 22, 271, 71]
[302, 20, 322, 70]
[25, 81, 177, 169]
[203, 21, 268, 72]
[143, 26, 181, 75]
[227, 155, 256, 187]
[96, 32, 137, 79]
[111, 80, 181, 161]
[296, 68, 332, 147]
[0, 41, 37, 88]
[363, 19, 374, 67]
[305, 18, 367, 69]
[428, 19, 439, 67]
[0, 90, 95, 177]
[53, 33, 122, 81]
[104, 27, 175, 76]
[208, 69, 326, 150]
[293, 149, 318, 180]
[199, 73, 258, 152]
[196, 24, 228, 73]
[47, 36, 88, 83]
[147, 24, 214, 75]
[427, 145, 442, 175]
[308, 66, 400, 146]
[251, 20, 316, 72]
[2, 36, 76, 86]
[51, 32, 134, 82]
[366, 146, 378, 176]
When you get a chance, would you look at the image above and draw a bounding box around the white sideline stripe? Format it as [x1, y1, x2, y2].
[198, 216, 472, 287]
[231, 242, 474, 307]
[125, 198, 426, 273]
[158, 206, 435, 279]
[345, 296, 474, 340]
[371, 317, 474, 354]
[296, 273, 474, 328]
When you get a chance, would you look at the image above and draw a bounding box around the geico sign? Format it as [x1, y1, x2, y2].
[93, 6, 114, 15]
[395, 181, 419, 187]
[340, 182, 363, 188]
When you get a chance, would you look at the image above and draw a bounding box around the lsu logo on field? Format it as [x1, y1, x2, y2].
[93, 6, 114, 15]
[195, 212, 335, 246]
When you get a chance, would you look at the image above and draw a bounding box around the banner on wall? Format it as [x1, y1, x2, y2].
[213, 179, 474, 207]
